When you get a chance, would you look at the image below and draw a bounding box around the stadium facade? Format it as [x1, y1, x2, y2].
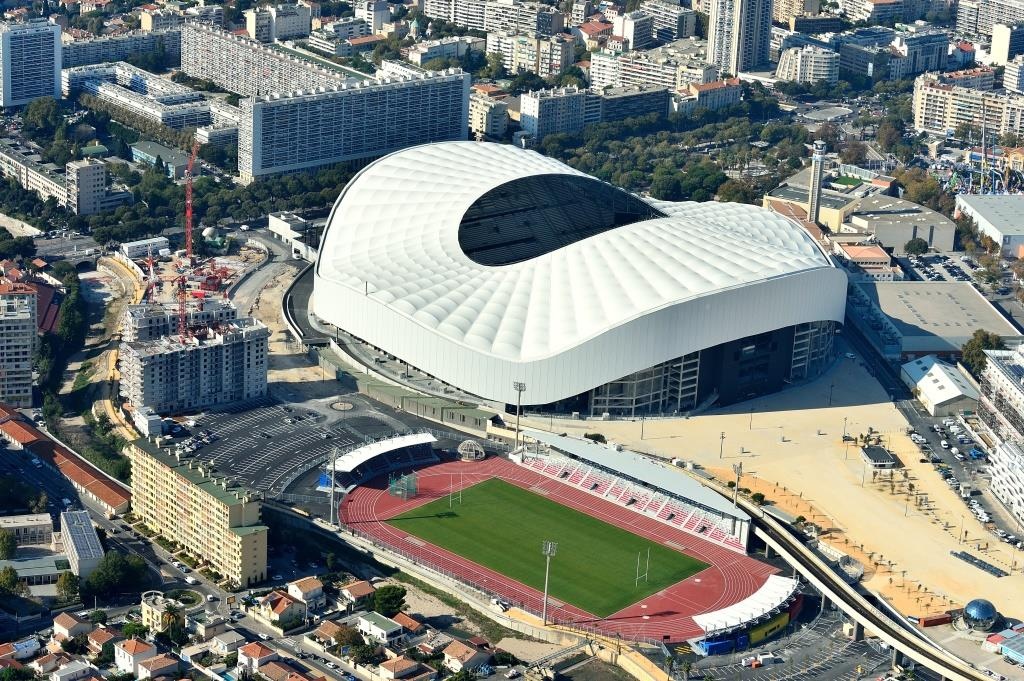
[313, 142, 847, 416]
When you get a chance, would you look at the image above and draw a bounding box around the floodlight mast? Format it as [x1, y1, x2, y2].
[513, 381, 526, 449]
[541, 540, 558, 625]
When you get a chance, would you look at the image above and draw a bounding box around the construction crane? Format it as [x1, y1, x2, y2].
[184, 140, 200, 264]
[177, 274, 188, 341]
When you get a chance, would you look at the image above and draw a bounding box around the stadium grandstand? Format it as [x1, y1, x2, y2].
[320, 432, 439, 493]
[518, 429, 749, 553]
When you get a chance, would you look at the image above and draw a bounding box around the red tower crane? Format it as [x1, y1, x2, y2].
[184, 140, 200, 263]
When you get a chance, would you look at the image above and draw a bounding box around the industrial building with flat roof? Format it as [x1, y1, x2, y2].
[314, 142, 847, 415]
[848, 281, 1024, 361]
[126, 438, 268, 587]
[118, 317, 269, 415]
[60, 510, 104, 579]
[955, 194, 1024, 256]
[900, 355, 979, 416]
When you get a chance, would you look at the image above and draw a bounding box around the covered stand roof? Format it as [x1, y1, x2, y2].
[329, 433, 437, 473]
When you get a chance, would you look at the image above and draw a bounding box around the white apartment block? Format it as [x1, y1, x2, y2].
[239, 61, 469, 180]
[1006, 56, 1024, 93]
[61, 29, 180, 68]
[63, 62, 212, 130]
[847, 0, 904, 23]
[977, 346, 1024, 525]
[639, 0, 697, 44]
[571, 0, 593, 24]
[182, 23, 344, 95]
[707, 0, 771, 74]
[772, 0, 819, 24]
[0, 139, 128, 215]
[356, 0, 390, 33]
[956, 0, 1024, 39]
[118, 317, 270, 415]
[469, 92, 508, 138]
[990, 23, 1024, 65]
[61, 510, 104, 579]
[592, 38, 717, 89]
[408, 36, 484, 66]
[521, 86, 586, 138]
[991, 442, 1024, 526]
[913, 72, 1024, 136]
[0, 19, 61, 108]
[0, 282, 36, 408]
[775, 45, 838, 84]
[245, 3, 312, 42]
[122, 300, 239, 342]
[321, 17, 371, 39]
[426, 0, 562, 34]
[486, 32, 573, 77]
[613, 11, 655, 51]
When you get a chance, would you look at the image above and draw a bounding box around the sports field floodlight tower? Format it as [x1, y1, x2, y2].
[541, 540, 557, 625]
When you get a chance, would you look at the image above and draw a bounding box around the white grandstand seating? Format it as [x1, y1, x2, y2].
[520, 454, 744, 553]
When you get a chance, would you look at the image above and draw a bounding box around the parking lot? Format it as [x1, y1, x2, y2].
[177, 395, 409, 496]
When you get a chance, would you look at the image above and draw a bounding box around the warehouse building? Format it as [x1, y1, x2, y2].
[900, 354, 979, 416]
[955, 194, 1024, 256]
[314, 142, 847, 415]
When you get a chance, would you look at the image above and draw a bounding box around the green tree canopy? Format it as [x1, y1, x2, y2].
[962, 329, 1005, 376]
[372, 584, 406, 617]
[0, 529, 15, 560]
[904, 237, 929, 255]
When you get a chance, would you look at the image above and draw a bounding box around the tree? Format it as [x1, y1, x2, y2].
[122, 623, 149, 639]
[62, 635, 88, 655]
[904, 237, 929, 255]
[583, 432, 606, 444]
[0, 565, 24, 596]
[373, 584, 406, 617]
[89, 609, 107, 625]
[962, 329, 1006, 376]
[57, 572, 80, 602]
[507, 71, 547, 96]
[0, 529, 15, 560]
[84, 551, 147, 599]
[96, 640, 115, 665]
[351, 644, 378, 665]
[751, 492, 766, 505]
[839, 141, 867, 165]
[716, 179, 757, 204]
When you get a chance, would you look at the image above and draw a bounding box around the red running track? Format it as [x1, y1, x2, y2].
[340, 456, 777, 642]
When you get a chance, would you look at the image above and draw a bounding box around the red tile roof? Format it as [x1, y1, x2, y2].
[392, 612, 423, 633]
[117, 638, 154, 655]
[0, 420, 42, 445]
[0, 282, 34, 295]
[53, 612, 86, 630]
[240, 642, 276, 659]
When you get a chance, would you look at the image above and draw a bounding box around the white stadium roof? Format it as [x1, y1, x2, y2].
[523, 429, 745, 519]
[314, 142, 848, 405]
[693, 575, 798, 634]
[329, 433, 437, 473]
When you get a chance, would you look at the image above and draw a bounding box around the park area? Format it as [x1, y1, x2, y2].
[387, 478, 708, 617]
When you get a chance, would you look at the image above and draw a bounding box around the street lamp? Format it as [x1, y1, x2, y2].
[513, 381, 526, 449]
[828, 382, 834, 407]
[731, 462, 743, 507]
[842, 416, 848, 440]
[719, 431, 726, 459]
[541, 540, 557, 625]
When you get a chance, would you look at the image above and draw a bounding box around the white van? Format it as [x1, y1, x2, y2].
[941, 440, 950, 449]
[184, 576, 198, 585]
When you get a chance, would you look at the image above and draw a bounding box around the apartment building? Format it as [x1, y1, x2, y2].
[469, 92, 508, 138]
[684, 77, 742, 109]
[707, 0, 770, 74]
[846, 0, 903, 23]
[976, 345, 1024, 525]
[408, 36, 484, 66]
[239, 62, 469, 180]
[0, 19, 61, 108]
[1007, 56, 1024, 93]
[126, 439, 268, 587]
[64, 62, 211, 130]
[591, 38, 717, 90]
[775, 45, 838, 84]
[0, 514, 51, 546]
[0, 139, 130, 215]
[0, 282, 34, 407]
[426, 0, 563, 35]
[181, 23, 343, 96]
[61, 29, 181, 68]
[613, 11, 655, 51]
[485, 32, 573, 77]
[122, 300, 239, 342]
[913, 72, 1024, 135]
[991, 23, 1024, 64]
[521, 86, 586, 138]
[957, 0, 1024, 39]
[246, 3, 312, 42]
[639, 0, 697, 44]
[118, 317, 269, 414]
[60, 510, 104, 579]
[888, 28, 947, 81]
[140, 9, 184, 32]
[772, 0, 819, 24]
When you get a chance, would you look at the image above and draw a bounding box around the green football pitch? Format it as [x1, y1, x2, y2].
[387, 478, 708, 617]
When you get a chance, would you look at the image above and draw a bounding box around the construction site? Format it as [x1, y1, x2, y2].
[113, 144, 271, 421]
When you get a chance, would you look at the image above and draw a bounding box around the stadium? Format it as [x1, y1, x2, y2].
[337, 431, 801, 648]
[313, 142, 848, 416]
